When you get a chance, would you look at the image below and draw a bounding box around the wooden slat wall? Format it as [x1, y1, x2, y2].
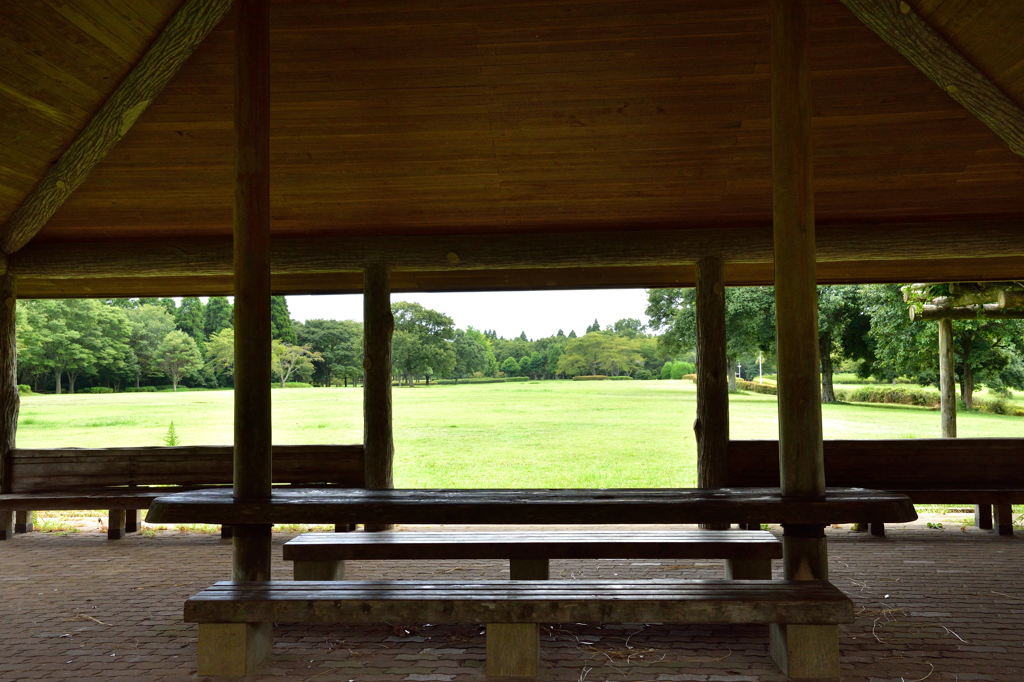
[9, 444, 365, 493]
[28, 0, 1024, 248]
[728, 439, 1024, 489]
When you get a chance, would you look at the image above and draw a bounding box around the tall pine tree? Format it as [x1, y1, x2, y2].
[175, 297, 206, 352]
[203, 296, 234, 337]
[270, 296, 297, 343]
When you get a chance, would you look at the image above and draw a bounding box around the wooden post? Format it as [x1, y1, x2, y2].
[695, 256, 730, 533]
[939, 318, 956, 438]
[363, 264, 394, 533]
[769, 2, 838, 679]
[203, 0, 273, 675]
[0, 275, 19, 541]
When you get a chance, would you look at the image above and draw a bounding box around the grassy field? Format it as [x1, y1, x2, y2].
[16, 381, 1024, 489]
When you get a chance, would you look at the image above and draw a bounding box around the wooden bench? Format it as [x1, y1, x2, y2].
[728, 439, 1024, 536]
[185, 578, 855, 678]
[284, 529, 783, 580]
[0, 444, 364, 540]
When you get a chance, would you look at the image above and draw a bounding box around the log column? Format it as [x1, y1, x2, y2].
[199, 1, 273, 676]
[363, 264, 395, 533]
[769, 2, 838, 678]
[0, 275, 19, 541]
[694, 256, 730, 534]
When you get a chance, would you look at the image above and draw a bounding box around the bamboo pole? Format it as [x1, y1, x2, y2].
[363, 264, 395, 532]
[770, 1, 837, 676]
[232, 0, 272, 582]
[694, 256, 729, 531]
[0, 275, 18, 540]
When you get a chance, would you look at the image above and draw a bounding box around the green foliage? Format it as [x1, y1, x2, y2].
[174, 297, 205, 343]
[270, 296, 297, 344]
[434, 377, 529, 385]
[573, 375, 608, 381]
[273, 381, 314, 389]
[17, 384, 32, 394]
[203, 296, 233, 338]
[163, 421, 181, 446]
[296, 319, 362, 386]
[556, 332, 644, 377]
[123, 386, 158, 393]
[271, 341, 321, 387]
[452, 329, 489, 379]
[500, 356, 521, 376]
[392, 302, 456, 385]
[634, 369, 653, 380]
[736, 379, 777, 395]
[586, 319, 601, 334]
[835, 386, 940, 408]
[127, 304, 176, 388]
[156, 330, 204, 391]
[670, 361, 696, 380]
[608, 376, 633, 380]
[79, 386, 113, 394]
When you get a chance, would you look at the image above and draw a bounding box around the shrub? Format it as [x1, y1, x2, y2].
[634, 369, 653, 380]
[124, 386, 158, 393]
[573, 375, 608, 381]
[433, 377, 530, 385]
[17, 384, 33, 395]
[79, 386, 113, 394]
[972, 395, 1024, 416]
[682, 373, 697, 382]
[737, 379, 777, 395]
[834, 386, 939, 407]
[282, 382, 312, 389]
[608, 376, 633, 380]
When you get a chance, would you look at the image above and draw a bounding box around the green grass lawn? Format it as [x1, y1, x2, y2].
[15, 381, 1024, 489]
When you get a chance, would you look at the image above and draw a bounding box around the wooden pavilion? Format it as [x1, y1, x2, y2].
[1, 0, 1022, 679]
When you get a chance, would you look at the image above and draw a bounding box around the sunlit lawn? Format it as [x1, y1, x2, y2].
[16, 381, 1024, 489]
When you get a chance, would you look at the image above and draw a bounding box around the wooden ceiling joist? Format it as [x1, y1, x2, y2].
[840, 0, 1024, 158]
[0, 0, 232, 256]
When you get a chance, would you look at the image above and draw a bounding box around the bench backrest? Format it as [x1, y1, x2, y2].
[728, 438, 1024, 489]
[8, 445, 365, 493]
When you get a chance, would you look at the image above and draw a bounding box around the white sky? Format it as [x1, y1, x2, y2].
[285, 289, 653, 340]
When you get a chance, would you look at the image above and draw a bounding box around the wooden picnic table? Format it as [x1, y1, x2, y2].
[145, 487, 917, 526]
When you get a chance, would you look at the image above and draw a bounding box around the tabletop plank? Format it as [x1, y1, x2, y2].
[146, 487, 917, 525]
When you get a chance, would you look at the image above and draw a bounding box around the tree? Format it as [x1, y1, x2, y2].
[391, 302, 456, 386]
[817, 286, 871, 403]
[518, 331, 528, 342]
[586, 319, 601, 334]
[175, 297, 205, 342]
[452, 329, 489, 380]
[206, 327, 235, 375]
[464, 326, 498, 377]
[88, 304, 132, 391]
[613, 318, 646, 338]
[271, 340, 321, 387]
[203, 296, 234, 338]
[500, 356, 521, 377]
[556, 331, 643, 377]
[126, 304, 176, 388]
[157, 330, 203, 391]
[647, 286, 776, 391]
[295, 319, 362, 387]
[271, 296, 297, 344]
[568, 329, 577, 338]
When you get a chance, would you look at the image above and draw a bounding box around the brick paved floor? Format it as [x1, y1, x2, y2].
[1, 517, 1021, 681]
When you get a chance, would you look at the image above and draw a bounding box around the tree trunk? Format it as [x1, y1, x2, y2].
[68, 373, 77, 394]
[819, 331, 836, 403]
[343, 376, 347, 388]
[727, 355, 738, 392]
[54, 370, 62, 395]
[962, 359, 974, 411]
[406, 371, 413, 388]
[425, 375, 430, 386]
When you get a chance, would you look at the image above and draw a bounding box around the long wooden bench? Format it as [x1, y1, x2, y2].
[283, 529, 784, 580]
[0, 444, 364, 540]
[728, 439, 1024, 536]
[185, 578, 855, 678]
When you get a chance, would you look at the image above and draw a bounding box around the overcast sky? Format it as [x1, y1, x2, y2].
[286, 289, 653, 340]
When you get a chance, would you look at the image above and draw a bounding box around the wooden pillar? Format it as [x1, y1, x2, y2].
[203, 3, 273, 674]
[0, 275, 19, 541]
[769, 2, 838, 679]
[938, 318, 956, 438]
[695, 256, 730, 531]
[363, 264, 394, 533]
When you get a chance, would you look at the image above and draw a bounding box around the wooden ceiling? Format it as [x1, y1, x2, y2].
[2, 0, 1024, 295]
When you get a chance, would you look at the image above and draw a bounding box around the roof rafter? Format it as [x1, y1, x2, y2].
[0, 0, 233, 257]
[839, 0, 1024, 158]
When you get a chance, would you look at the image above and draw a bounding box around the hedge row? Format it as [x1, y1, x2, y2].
[737, 379, 777, 395]
[433, 377, 530, 385]
[835, 386, 939, 407]
[573, 375, 608, 381]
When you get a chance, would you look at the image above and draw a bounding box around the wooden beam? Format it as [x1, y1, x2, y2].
[839, 0, 1024, 158]
[0, 276, 18, 540]
[770, 1, 836, 676]
[232, 0, 272, 594]
[363, 264, 395, 533]
[0, 0, 233, 255]
[938, 318, 956, 438]
[694, 257, 729, 532]
[909, 303, 1024, 320]
[11, 220, 1024, 281]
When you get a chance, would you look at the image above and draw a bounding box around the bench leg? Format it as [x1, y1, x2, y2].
[294, 560, 345, 580]
[15, 510, 33, 534]
[335, 523, 356, 532]
[124, 509, 139, 534]
[108, 509, 126, 540]
[221, 525, 233, 539]
[975, 504, 993, 530]
[486, 623, 538, 679]
[770, 623, 840, 681]
[869, 522, 885, 537]
[198, 622, 272, 676]
[994, 504, 1014, 536]
[510, 559, 549, 580]
[725, 558, 772, 580]
[0, 511, 12, 540]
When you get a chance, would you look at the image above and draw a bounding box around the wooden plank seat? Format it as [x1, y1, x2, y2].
[146, 486, 918, 526]
[283, 529, 784, 581]
[185, 578, 854, 678]
[728, 439, 1024, 536]
[0, 445, 364, 540]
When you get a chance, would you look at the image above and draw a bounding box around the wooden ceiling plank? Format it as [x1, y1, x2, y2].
[839, 0, 1024, 158]
[0, 0, 232, 257]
